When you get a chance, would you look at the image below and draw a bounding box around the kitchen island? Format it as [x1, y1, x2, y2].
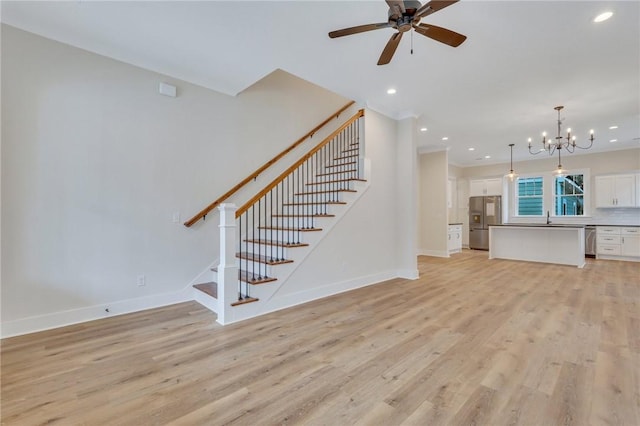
[489, 224, 585, 268]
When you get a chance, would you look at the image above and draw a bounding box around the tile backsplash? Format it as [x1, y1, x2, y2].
[590, 208, 640, 226]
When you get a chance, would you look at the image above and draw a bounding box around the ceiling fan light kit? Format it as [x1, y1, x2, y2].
[328, 0, 466, 65]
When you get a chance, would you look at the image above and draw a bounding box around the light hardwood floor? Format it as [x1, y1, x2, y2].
[2, 250, 639, 425]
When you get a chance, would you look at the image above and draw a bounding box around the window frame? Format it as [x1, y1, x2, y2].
[514, 174, 545, 217]
[507, 168, 591, 221]
[554, 173, 585, 217]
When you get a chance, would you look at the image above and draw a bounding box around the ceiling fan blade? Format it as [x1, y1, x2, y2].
[378, 32, 403, 65]
[413, 23, 466, 47]
[415, 0, 459, 18]
[329, 22, 391, 38]
[386, 0, 406, 14]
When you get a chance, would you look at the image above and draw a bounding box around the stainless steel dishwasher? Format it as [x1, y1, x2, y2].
[585, 225, 596, 258]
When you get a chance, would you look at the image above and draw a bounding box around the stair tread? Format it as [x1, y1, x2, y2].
[295, 189, 356, 195]
[316, 170, 357, 177]
[244, 239, 309, 248]
[239, 270, 278, 284]
[283, 201, 346, 206]
[236, 252, 294, 265]
[258, 226, 323, 231]
[210, 266, 278, 284]
[333, 154, 359, 160]
[193, 282, 217, 299]
[271, 213, 335, 218]
[231, 297, 259, 307]
[326, 162, 356, 168]
[306, 178, 366, 185]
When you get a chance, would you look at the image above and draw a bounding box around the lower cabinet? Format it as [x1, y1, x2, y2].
[621, 233, 640, 257]
[448, 225, 462, 254]
[597, 226, 640, 261]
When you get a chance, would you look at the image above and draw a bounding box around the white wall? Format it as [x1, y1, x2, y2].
[395, 118, 419, 278]
[1, 25, 352, 334]
[418, 150, 449, 256]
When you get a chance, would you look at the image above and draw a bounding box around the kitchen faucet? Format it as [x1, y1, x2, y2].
[546, 211, 551, 225]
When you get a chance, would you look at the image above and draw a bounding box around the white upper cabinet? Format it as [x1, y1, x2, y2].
[595, 174, 637, 208]
[470, 178, 502, 197]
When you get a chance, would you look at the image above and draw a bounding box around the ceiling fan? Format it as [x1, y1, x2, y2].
[328, 0, 467, 65]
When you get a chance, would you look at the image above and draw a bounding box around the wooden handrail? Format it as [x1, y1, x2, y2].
[184, 100, 356, 227]
[236, 109, 365, 218]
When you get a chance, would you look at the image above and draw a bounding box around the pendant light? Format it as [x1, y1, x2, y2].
[506, 143, 518, 181]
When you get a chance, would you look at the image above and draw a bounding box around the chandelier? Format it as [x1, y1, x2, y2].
[528, 106, 594, 175]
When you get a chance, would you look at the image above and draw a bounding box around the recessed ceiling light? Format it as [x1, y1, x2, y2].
[594, 11, 613, 23]
[484, 155, 491, 159]
[609, 139, 618, 143]
[468, 147, 475, 151]
[609, 125, 618, 130]
[420, 127, 428, 132]
[386, 88, 397, 95]
[442, 137, 449, 141]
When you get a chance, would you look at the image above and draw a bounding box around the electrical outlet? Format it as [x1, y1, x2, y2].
[137, 275, 146, 286]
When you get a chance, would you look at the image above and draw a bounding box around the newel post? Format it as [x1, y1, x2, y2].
[217, 203, 238, 325]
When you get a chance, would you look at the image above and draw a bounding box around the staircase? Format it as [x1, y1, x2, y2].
[191, 109, 366, 322]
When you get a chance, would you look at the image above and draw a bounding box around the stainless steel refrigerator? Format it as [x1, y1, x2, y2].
[469, 196, 502, 250]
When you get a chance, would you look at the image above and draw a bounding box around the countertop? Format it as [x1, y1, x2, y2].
[492, 223, 639, 228]
[490, 224, 585, 228]
[587, 224, 640, 227]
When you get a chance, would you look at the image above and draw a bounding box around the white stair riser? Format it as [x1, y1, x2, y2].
[233, 260, 276, 277]
[304, 181, 356, 192]
[281, 205, 335, 215]
[239, 243, 291, 259]
[270, 217, 327, 228]
[322, 163, 356, 173]
[314, 172, 359, 182]
[327, 157, 358, 172]
[293, 193, 347, 203]
[255, 229, 312, 242]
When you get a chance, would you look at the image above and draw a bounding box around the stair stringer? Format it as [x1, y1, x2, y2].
[221, 160, 371, 324]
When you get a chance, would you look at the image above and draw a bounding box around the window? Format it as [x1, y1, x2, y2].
[516, 176, 544, 216]
[555, 174, 584, 216]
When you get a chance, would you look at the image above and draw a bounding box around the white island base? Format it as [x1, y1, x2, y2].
[489, 225, 586, 268]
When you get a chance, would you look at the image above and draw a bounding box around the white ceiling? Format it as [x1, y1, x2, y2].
[2, 0, 639, 167]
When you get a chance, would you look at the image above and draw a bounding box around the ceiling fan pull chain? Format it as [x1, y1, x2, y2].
[411, 29, 414, 55]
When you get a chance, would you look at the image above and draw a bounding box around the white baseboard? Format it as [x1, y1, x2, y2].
[223, 270, 401, 325]
[1, 286, 193, 338]
[396, 268, 419, 279]
[418, 249, 449, 258]
[1, 268, 418, 337]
